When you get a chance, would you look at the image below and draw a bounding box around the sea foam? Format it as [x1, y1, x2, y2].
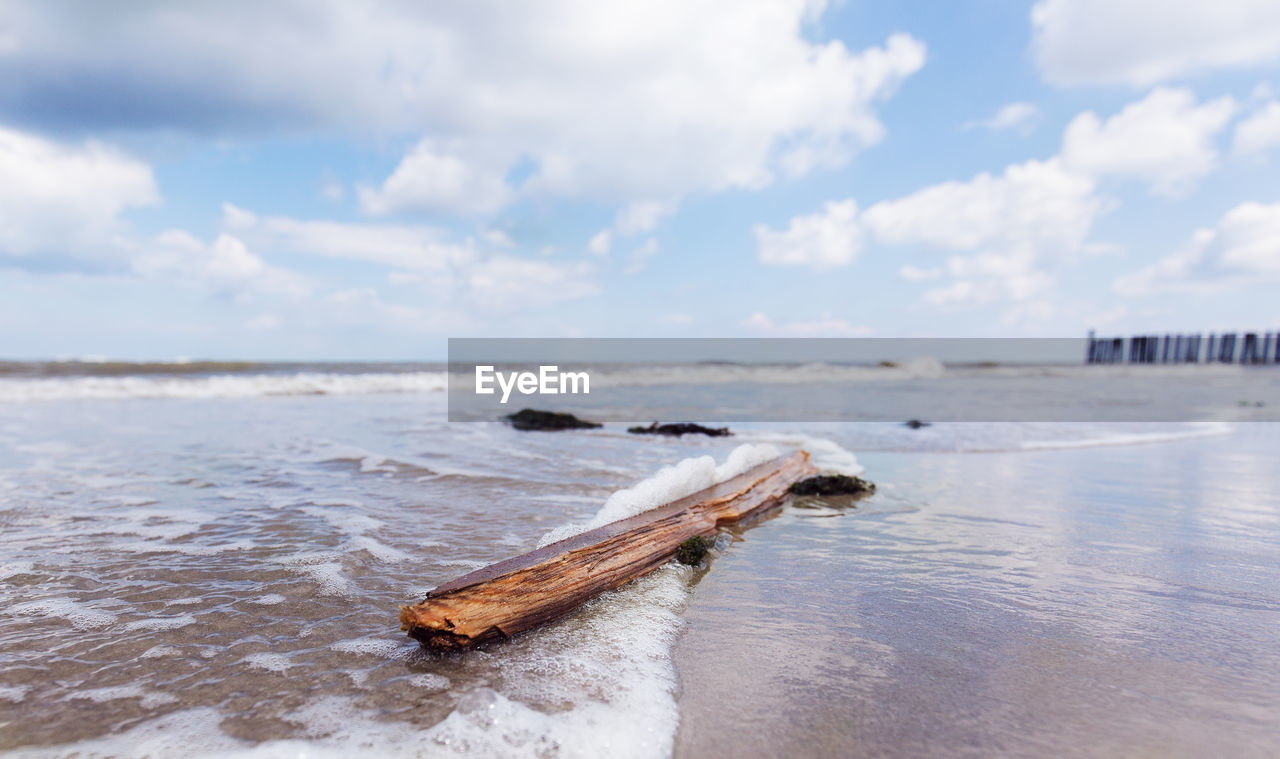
[0, 371, 448, 402]
[537, 442, 779, 548]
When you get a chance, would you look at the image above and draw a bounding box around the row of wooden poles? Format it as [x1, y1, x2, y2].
[1086, 330, 1280, 364]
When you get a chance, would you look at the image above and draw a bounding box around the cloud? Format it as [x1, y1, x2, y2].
[0, 3, 924, 219]
[463, 256, 599, 310]
[0, 124, 157, 262]
[483, 229, 515, 248]
[962, 102, 1039, 133]
[357, 140, 511, 217]
[757, 159, 1099, 307]
[586, 229, 612, 256]
[742, 311, 871, 337]
[222, 203, 476, 272]
[319, 177, 345, 202]
[1060, 88, 1235, 196]
[862, 159, 1099, 256]
[755, 199, 861, 268]
[583, 199, 675, 261]
[899, 265, 942, 281]
[130, 230, 309, 298]
[852, 156, 1104, 308]
[614, 200, 676, 235]
[623, 238, 659, 275]
[367, 22, 923, 214]
[757, 87, 1242, 314]
[1031, 0, 1280, 86]
[1233, 101, 1280, 155]
[221, 203, 597, 312]
[244, 313, 281, 331]
[1114, 201, 1280, 295]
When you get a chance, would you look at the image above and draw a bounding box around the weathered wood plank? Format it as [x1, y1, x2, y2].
[399, 450, 816, 650]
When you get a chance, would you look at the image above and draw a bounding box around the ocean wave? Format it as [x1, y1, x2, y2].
[16, 566, 691, 759]
[1019, 422, 1233, 451]
[585, 356, 946, 387]
[0, 371, 449, 401]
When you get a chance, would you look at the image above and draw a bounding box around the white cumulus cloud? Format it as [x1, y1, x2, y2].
[1233, 102, 1280, 156]
[357, 140, 511, 217]
[220, 204, 597, 312]
[0, 124, 157, 261]
[963, 102, 1039, 133]
[1060, 88, 1235, 196]
[130, 231, 309, 298]
[1032, 0, 1280, 86]
[1115, 201, 1280, 295]
[755, 199, 862, 268]
[862, 159, 1099, 257]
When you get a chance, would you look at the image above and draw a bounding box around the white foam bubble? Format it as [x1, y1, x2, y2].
[10, 597, 117, 630]
[141, 645, 183, 659]
[348, 535, 411, 563]
[123, 614, 197, 632]
[329, 637, 408, 660]
[738, 431, 864, 475]
[0, 684, 29, 702]
[408, 673, 451, 691]
[0, 561, 35, 580]
[437, 558, 487, 569]
[68, 685, 144, 703]
[19, 567, 693, 759]
[713, 442, 782, 481]
[300, 505, 384, 535]
[244, 653, 293, 673]
[115, 540, 256, 556]
[538, 443, 779, 548]
[66, 685, 177, 709]
[6, 707, 244, 758]
[274, 553, 353, 597]
[105, 496, 162, 508]
[251, 594, 287, 606]
[165, 597, 204, 606]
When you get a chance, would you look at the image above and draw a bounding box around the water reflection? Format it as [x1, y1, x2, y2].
[674, 424, 1280, 758]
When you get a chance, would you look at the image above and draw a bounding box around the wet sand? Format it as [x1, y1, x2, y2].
[673, 426, 1280, 758]
[2, 366, 1278, 757]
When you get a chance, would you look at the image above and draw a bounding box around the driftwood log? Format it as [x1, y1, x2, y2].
[399, 450, 817, 650]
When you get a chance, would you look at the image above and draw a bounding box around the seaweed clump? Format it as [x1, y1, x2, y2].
[627, 422, 731, 437]
[505, 409, 602, 431]
[789, 475, 876, 497]
[675, 535, 709, 565]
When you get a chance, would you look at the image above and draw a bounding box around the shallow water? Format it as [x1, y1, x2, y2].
[1, 367, 1278, 757]
[0, 393, 743, 757]
[674, 425, 1280, 758]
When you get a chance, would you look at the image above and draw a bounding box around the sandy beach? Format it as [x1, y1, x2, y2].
[1, 363, 1277, 757]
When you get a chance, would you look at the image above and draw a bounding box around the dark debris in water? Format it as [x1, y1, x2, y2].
[676, 535, 709, 565]
[904, 419, 931, 429]
[504, 409, 602, 431]
[789, 475, 876, 497]
[627, 421, 732, 437]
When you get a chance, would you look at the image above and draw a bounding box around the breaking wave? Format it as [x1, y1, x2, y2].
[0, 372, 448, 401]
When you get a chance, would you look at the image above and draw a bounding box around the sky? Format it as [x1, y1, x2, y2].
[2, 0, 1280, 360]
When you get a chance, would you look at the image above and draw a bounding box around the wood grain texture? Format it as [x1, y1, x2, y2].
[399, 450, 816, 650]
